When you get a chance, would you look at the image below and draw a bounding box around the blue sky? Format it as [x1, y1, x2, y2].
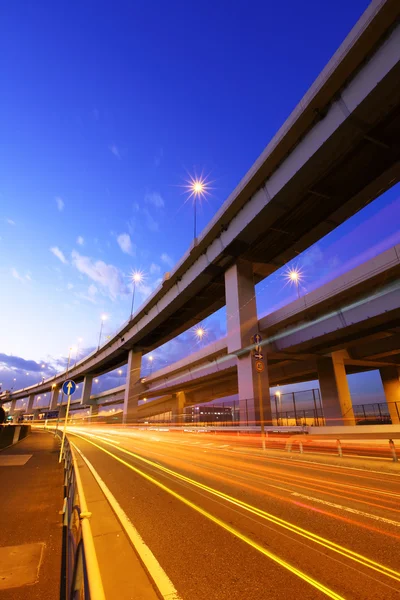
[1, 0, 399, 404]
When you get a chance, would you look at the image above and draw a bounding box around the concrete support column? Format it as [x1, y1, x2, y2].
[50, 387, 59, 411]
[123, 350, 143, 424]
[172, 391, 186, 424]
[379, 366, 400, 425]
[225, 259, 272, 426]
[27, 394, 35, 414]
[88, 404, 99, 423]
[317, 353, 355, 426]
[33, 409, 40, 421]
[9, 399, 17, 416]
[80, 376, 93, 406]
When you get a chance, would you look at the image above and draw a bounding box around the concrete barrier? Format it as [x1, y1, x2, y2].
[0, 425, 31, 449]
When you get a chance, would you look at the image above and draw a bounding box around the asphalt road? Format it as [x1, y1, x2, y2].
[68, 426, 400, 600]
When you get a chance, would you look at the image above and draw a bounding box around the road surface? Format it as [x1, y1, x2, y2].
[67, 426, 400, 600]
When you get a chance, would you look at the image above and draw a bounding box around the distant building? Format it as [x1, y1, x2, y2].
[185, 405, 233, 424]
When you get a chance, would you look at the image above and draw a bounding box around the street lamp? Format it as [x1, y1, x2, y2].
[129, 270, 144, 318]
[148, 355, 154, 375]
[193, 324, 207, 346]
[118, 369, 123, 385]
[275, 389, 282, 425]
[184, 174, 210, 241]
[98, 314, 108, 349]
[75, 338, 83, 367]
[285, 266, 303, 299]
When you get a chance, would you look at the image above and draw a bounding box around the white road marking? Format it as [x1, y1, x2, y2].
[290, 491, 400, 528]
[91, 434, 121, 445]
[71, 442, 181, 600]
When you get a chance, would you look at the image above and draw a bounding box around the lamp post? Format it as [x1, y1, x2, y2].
[118, 369, 123, 385]
[98, 314, 107, 349]
[193, 324, 207, 348]
[192, 181, 204, 241]
[148, 355, 154, 375]
[54, 346, 74, 434]
[74, 337, 83, 367]
[184, 175, 210, 243]
[286, 267, 303, 299]
[130, 271, 143, 318]
[275, 390, 282, 425]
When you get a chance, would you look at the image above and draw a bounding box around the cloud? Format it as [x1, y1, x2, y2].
[150, 263, 161, 275]
[143, 209, 159, 232]
[77, 236, 84, 246]
[25, 274, 32, 282]
[161, 253, 174, 268]
[50, 246, 68, 264]
[117, 233, 134, 255]
[0, 353, 46, 373]
[11, 268, 24, 282]
[109, 144, 121, 159]
[67, 282, 74, 290]
[6, 218, 15, 225]
[145, 191, 164, 208]
[71, 250, 129, 299]
[55, 196, 65, 212]
[75, 284, 98, 304]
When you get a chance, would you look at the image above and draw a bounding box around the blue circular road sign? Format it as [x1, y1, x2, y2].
[62, 380, 77, 396]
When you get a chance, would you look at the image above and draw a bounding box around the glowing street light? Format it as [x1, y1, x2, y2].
[98, 314, 108, 349]
[148, 355, 154, 375]
[284, 266, 303, 299]
[184, 174, 211, 241]
[129, 270, 144, 318]
[193, 324, 207, 346]
[275, 388, 282, 425]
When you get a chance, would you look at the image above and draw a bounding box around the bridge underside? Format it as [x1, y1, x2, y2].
[138, 304, 400, 419]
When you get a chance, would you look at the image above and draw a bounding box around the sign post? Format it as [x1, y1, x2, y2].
[252, 333, 266, 450]
[59, 379, 76, 463]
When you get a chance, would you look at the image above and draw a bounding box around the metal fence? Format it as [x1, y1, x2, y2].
[181, 394, 400, 427]
[181, 389, 324, 427]
[57, 432, 105, 600]
[352, 401, 400, 424]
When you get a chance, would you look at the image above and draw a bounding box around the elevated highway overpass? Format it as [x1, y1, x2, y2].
[133, 245, 400, 422]
[8, 245, 400, 426]
[2, 0, 400, 426]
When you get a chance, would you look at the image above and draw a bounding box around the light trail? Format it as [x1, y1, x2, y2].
[71, 431, 400, 586]
[71, 433, 346, 600]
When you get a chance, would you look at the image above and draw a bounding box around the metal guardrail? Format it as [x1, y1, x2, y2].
[285, 435, 399, 463]
[57, 431, 106, 600]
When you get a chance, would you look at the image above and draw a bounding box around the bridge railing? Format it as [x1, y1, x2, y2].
[57, 431, 105, 600]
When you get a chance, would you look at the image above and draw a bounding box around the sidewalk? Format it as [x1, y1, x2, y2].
[0, 430, 63, 599]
